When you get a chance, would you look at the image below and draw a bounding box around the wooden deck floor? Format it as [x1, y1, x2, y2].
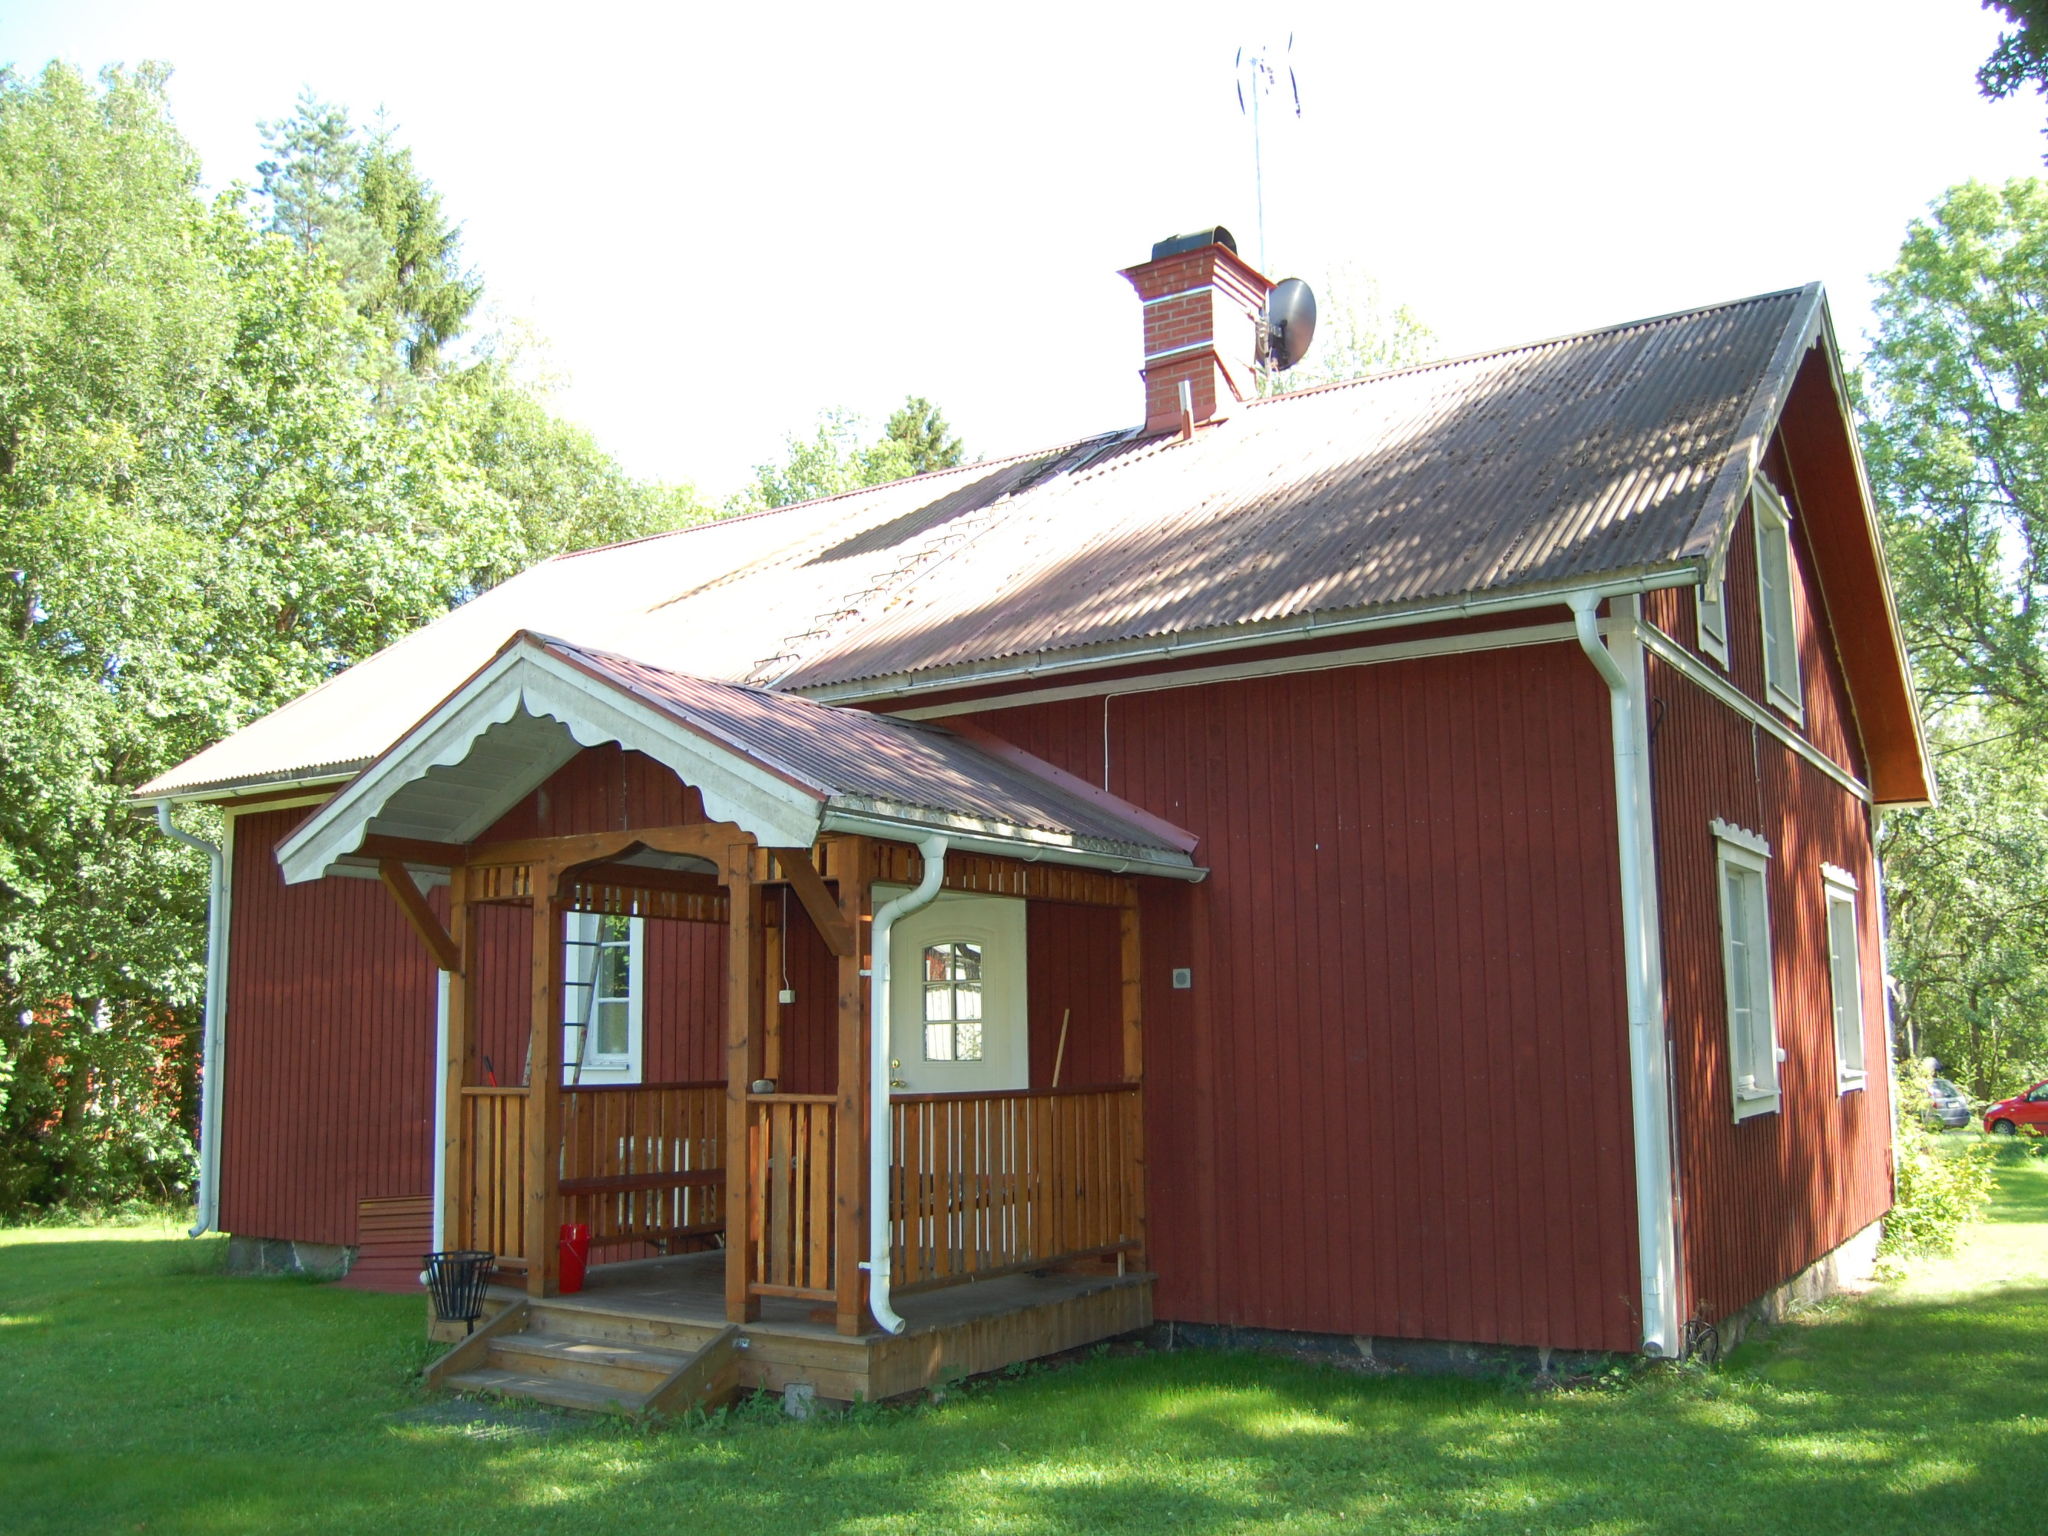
[453, 1251, 1153, 1402]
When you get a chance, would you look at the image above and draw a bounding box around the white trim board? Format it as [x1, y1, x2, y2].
[277, 642, 830, 884]
[891, 621, 1590, 720]
[1639, 624, 1871, 803]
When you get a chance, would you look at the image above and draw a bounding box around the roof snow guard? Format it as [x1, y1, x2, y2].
[275, 632, 1203, 885]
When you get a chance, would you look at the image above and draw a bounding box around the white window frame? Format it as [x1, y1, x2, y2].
[1714, 819, 1782, 1122]
[920, 940, 986, 1063]
[1752, 478, 1804, 723]
[564, 910, 644, 1084]
[1695, 567, 1730, 668]
[1822, 864, 1866, 1093]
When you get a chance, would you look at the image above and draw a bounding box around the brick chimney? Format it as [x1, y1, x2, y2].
[1120, 227, 1275, 438]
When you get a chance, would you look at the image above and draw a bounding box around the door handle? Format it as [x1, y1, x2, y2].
[890, 1079, 908, 1088]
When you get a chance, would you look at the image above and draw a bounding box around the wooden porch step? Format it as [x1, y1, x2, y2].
[440, 1364, 643, 1416]
[488, 1332, 695, 1393]
[523, 1299, 727, 1352]
[426, 1299, 739, 1418]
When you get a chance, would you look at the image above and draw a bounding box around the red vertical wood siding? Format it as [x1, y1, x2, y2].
[1647, 465, 1894, 1323]
[219, 807, 440, 1247]
[1651, 660, 1892, 1321]
[1026, 903, 1124, 1089]
[953, 643, 1643, 1352]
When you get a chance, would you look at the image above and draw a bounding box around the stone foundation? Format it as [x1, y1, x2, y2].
[224, 1234, 356, 1280]
[1145, 1319, 1616, 1382]
[1706, 1217, 1883, 1354]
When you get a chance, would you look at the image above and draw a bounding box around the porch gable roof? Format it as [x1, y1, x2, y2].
[275, 631, 1203, 884]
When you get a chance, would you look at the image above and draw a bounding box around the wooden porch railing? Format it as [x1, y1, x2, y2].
[887, 1084, 1142, 1294]
[455, 1087, 529, 1264]
[456, 1082, 725, 1264]
[743, 1094, 837, 1301]
[561, 1081, 725, 1251]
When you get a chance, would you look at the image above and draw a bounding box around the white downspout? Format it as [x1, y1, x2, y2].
[1569, 594, 1681, 1357]
[861, 834, 949, 1335]
[155, 800, 226, 1238]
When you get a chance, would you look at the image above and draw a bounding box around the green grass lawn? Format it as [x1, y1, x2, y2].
[4, 1165, 2046, 1535]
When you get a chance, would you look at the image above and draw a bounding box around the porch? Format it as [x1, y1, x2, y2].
[426, 1248, 1153, 1409]
[270, 632, 1200, 1402]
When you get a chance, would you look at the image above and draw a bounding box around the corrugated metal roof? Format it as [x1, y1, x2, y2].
[544, 638, 1195, 862]
[141, 286, 1819, 799]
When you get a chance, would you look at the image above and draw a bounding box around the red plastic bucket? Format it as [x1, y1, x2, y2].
[558, 1222, 591, 1294]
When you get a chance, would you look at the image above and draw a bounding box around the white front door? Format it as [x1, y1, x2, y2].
[885, 889, 1028, 1094]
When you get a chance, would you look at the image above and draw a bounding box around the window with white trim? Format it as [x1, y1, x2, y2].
[1753, 479, 1803, 720]
[1714, 820, 1781, 1121]
[1695, 570, 1729, 667]
[1823, 865, 1866, 1091]
[564, 911, 643, 1081]
[921, 941, 984, 1062]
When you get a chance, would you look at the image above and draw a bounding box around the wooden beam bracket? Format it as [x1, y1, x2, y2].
[771, 846, 857, 957]
[378, 859, 462, 973]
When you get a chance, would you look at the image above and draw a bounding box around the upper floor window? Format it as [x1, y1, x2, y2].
[1823, 865, 1866, 1092]
[1696, 570, 1729, 668]
[1753, 478, 1803, 721]
[922, 941, 984, 1062]
[1714, 820, 1781, 1122]
[565, 911, 641, 1080]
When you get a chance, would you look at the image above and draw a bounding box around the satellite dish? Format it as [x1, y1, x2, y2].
[1261, 278, 1318, 371]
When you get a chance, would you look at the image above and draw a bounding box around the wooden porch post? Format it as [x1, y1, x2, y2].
[525, 865, 567, 1296]
[439, 865, 477, 1253]
[723, 841, 762, 1323]
[832, 836, 873, 1336]
[1119, 883, 1148, 1270]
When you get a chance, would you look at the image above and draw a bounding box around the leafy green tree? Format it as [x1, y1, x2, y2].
[1862, 177, 2048, 1095]
[1260, 261, 1435, 395]
[257, 94, 479, 375]
[1981, 2, 2048, 111]
[0, 62, 702, 1216]
[734, 395, 968, 512]
[879, 396, 965, 477]
[1861, 180, 2048, 720]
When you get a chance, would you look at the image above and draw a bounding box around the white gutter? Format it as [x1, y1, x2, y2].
[802, 570, 1698, 708]
[861, 834, 949, 1335]
[154, 800, 227, 1238]
[1568, 595, 1681, 1357]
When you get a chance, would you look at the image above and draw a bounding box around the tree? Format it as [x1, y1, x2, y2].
[1260, 260, 1435, 395]
[879, 396, 965, 477]
[0, 63, 702, 1215]
[1860, 180, 2048, 721]
[1981, 2, 2048, 107]
[734, 395, 967, 512]
[1862, 177, 2048, 1094]
[257, 94, 480, 374]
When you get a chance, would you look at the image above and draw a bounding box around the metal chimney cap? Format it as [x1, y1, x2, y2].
[1149, 227, 1238, 262]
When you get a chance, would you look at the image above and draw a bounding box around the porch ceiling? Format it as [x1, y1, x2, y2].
[276, 631, 1204, 884]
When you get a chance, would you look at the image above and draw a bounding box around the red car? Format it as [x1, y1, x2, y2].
[1985, 1080, 2048, 1135]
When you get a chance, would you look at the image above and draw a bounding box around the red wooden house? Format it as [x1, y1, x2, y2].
[140, 230, 1930, 1408]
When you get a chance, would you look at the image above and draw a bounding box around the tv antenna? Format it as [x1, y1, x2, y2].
[1235, 36, 1302, 274]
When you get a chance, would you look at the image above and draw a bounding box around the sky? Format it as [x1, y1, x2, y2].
[5, 1, 2045, 499]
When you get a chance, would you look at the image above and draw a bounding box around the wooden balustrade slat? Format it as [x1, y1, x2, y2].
[881, 1085, 1138, 1295]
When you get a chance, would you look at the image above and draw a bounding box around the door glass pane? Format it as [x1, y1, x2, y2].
[924, 1022, 954, 1061]
[594, 999, 629, 1057]
[955, 1021, 983, 1061]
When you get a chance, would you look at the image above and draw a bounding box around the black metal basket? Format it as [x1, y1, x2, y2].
[423, 1250, 496, 1334]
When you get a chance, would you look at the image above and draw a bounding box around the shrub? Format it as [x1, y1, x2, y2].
[1881, 1058, 1997, 1260]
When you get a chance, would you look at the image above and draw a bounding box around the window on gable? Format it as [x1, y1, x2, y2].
[1823, 866, 1866, 1091]
[1753, 479, 1803, 720]
[922, 941, 984, 1062]
[1696, 570, 1729, 667]
[1714, 821, 1781, 1121]
[565, 911, 642, 1080]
